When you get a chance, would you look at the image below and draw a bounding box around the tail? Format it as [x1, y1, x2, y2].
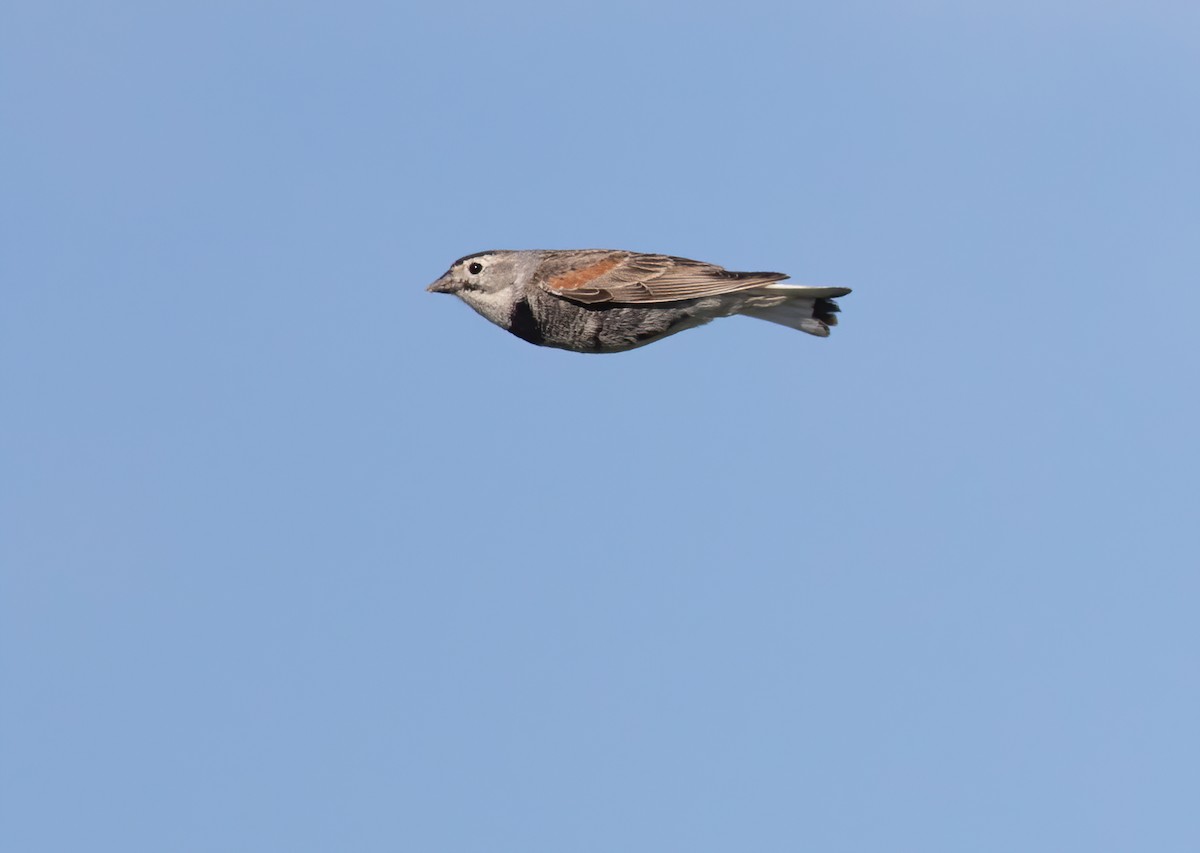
[742, 284, 852, 338]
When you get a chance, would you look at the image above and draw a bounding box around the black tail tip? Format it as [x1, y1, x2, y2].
[814, 297, 842, 327]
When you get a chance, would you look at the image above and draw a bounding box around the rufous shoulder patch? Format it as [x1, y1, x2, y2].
[545, 256, 623, 291]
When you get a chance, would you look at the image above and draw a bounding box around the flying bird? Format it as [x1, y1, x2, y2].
[427, 249, 851, 354]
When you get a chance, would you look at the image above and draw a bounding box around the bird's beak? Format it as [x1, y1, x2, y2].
[426, 274, 457, 294]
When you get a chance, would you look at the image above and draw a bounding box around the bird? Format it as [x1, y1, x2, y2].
[426, 249, 851, 354]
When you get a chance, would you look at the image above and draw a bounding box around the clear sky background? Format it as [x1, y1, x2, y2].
[3, 2, 1198, 851]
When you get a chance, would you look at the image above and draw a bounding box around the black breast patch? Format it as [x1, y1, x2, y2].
[508, 298, 546, 346]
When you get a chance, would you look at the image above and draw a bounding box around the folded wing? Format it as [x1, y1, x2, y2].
[537, 250, 790, 305]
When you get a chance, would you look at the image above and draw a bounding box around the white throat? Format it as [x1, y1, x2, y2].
[459, 285, 520, 328]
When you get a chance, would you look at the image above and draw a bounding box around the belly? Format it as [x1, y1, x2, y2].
[529, 297, 708, 353]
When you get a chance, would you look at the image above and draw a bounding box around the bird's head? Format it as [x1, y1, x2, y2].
[426, 251, 526, 298]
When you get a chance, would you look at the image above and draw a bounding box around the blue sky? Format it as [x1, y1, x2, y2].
[2, 2, 1198, 851]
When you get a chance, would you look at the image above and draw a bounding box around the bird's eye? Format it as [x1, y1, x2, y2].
[468, 262, 483, 274]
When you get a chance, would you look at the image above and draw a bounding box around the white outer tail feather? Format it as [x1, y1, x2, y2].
[743, 301, 830, 337]
[742, 284, 852, 338]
